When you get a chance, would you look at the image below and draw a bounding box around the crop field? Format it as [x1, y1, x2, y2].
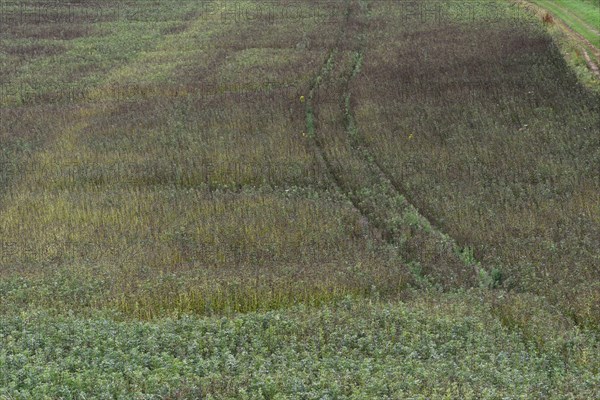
[0, 0, 599, 398]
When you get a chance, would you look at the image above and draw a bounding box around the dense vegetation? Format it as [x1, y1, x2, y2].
[2, 296, 599, 398]
[0, 0, 598, 397]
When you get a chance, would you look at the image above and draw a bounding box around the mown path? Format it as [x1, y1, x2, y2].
[537, 0, 600, 37]
[519, 0, 600, 77]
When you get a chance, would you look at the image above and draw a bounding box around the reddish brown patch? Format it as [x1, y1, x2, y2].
[542, 12, 554, 25]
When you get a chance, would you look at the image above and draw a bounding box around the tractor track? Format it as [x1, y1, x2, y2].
[304, 1, 398, 258]
[305, 0, 481, 288]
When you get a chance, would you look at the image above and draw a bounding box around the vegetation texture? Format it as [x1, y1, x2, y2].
[0, 0, 599, 398]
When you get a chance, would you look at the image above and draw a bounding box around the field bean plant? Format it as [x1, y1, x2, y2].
[0, 0, 599, 398]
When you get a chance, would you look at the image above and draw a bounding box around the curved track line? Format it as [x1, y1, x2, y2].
[305, 0, 481, 288]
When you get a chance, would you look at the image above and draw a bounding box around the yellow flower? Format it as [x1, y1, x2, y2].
[300, 95, 305, 103]
[408, 133, 414, 140]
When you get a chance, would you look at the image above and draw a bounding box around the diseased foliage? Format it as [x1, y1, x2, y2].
[0, 0, 598, 397]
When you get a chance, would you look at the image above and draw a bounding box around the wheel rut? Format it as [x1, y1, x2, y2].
[305, 0, 482, 288]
